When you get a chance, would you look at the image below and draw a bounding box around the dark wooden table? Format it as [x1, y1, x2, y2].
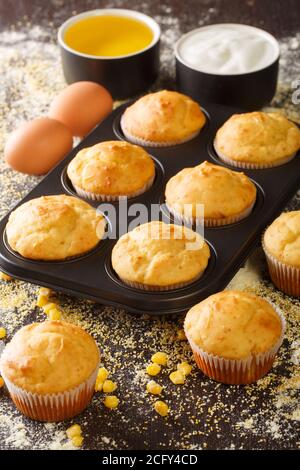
[0, 0, 299, 451]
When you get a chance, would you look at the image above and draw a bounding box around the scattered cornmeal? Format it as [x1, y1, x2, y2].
[104, 395, 119, 409]
[0, 376, 4, 388]
[97, 367, 109, 382]
[48, 308, 61, 321]
[146, 363, 161, 376]
[146, 380, 162, 395]
[177, 329, 186, 341]
[177, 362, 192, 376]
[0, 272, 12, 281]
[43, 302, 58, 315]
[0, 327, 6, 339]
[154, 400, 169, 417]
[151, 352, 168, 366]
[66, 424, 82, 439]
[103, 380, 117, 393]
[169, 370, 185, 385]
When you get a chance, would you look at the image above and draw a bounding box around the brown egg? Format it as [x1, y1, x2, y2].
[48, 81, 113, 137]
[4, 117, 73, 175]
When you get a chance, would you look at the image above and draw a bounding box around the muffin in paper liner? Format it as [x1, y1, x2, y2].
[166, 199, 255, 228]
[118, 270, 205, 292]
[120, 116, 200, 148]
[73, 173, 155, 202]
[184, 305, 286, 385]
[0, 363, 99, 422]
[214, 140, 296, 169]
[262, 237, 300, 297]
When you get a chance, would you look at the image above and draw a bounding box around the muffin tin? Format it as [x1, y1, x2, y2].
[0, 101, 299, 316]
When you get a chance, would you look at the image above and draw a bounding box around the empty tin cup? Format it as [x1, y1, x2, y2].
[175, 24, 280, 110]
[58, 9, 161, 99]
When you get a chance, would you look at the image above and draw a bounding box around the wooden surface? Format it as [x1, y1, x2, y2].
[0, 0, 299, 451]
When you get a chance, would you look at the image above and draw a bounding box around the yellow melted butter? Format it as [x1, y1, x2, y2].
[64, 15, 154, 57]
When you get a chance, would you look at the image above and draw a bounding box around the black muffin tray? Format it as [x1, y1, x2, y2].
[0, 101, 299, 315]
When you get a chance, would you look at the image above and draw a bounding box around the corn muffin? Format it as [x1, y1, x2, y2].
[214, 112, 300, 169]
[67, 140, 155, 201]
[165, 161, 256, 226]
[112, 221, 210, 290]
[121, 90, 206, 146]
[0, 321, 100, 421]
[184, 290, 285, 384]
[262, 211, 300, 297]
[6, 194, 105, 260]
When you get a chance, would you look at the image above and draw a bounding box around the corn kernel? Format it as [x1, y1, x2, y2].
[177, 329, 186, 341]
[154, 400, 169, 417]
[177, 361, 192, 376]
[39, 287, 52, 297]
[169, 370, 185, 385]
[97, 367, 109, 382]
[66, 424, 82, 439]
[0, 327, 6, 339]
[72, 435, 83, 447]
[43, 303, 58, 314]
[0, 376, 4, 388]
[104, 395, 119, 409]
[146, 363, 161, 376]
[94, 377, 103, 392]
[36, 294, 49, 308]
[0, 272, 12, 281]
[103, 380, 117, 393]
[48, 309, 61, 321]
[151, 352, 168, 366]
[146, 380, 162, 395]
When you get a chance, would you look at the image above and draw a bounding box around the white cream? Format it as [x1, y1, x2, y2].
[176, 24, 279, 75]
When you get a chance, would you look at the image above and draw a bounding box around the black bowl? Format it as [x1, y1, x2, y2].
[58, 9, 161, 100]
[175, 24, 280, 110]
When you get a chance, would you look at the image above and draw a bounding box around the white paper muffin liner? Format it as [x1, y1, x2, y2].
[214, 140, 296, 169]
[120, 116, 201, 147]
[184, 303, 286, 385]
[1, 362, 99, 422]
[262, 236, 300, 297]
[118, 270, 205, 291]
[166, 199, 255, 227]
[73, 173, 155, 202]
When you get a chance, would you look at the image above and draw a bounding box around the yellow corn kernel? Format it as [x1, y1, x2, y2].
[146, 380, 162, 395]
[66, 424, 82, 439]
[177, 329, 186, 341]
[0, 327, 6, 339]
[48, 308, 61, 321]
[103, 380, 117, 393]
[72, 435, 84, 447]
[0, 376, 4, 388]
[146, 363, 161, 376]
[39, 287, 52, 297]
[43, 302, 58, 314]
[97, 367, 109, 382]
[177, 362, 192, 376]
[154, 400, 169, 417]
[36, 294, 49, 308]
[151, 352, 168, 366]
[94, 377, 103, 392]
[0, 272, 12, 281]
[169, 370, 185, 385]
[104, 395, 119, 409]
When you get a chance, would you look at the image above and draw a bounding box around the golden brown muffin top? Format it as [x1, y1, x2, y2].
[165, 161, 256, 219]
[184, 291, 283, 360]
[215, 112, 300, 165]
[121, 90, 206, 144]
[112, 221, 210, 287]
[67, 141, 155, 195]
[6, 194, 105, 260]
[263, 211, 300, 268]
[0, 321, 100, 394]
